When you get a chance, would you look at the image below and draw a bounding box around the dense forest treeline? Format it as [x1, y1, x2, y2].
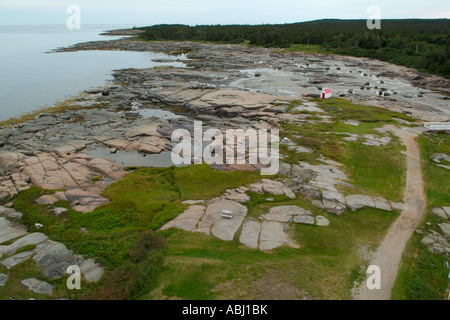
[137, 19, 450, 78]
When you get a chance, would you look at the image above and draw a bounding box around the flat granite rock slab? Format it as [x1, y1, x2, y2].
[239, 220, 261, 249]
[0, 217, 28, 245]
[345, 194, 375, 211]
[259, 221, 296, 251]
[33, 240, 79, 279]
[198, 199, 248, 241]
[266, 206, 311, 220]
[1, 251, 34, 269]
[160, 205, 206, 232]
[21, 278, 53, 295]
[1, 232, 48, 256]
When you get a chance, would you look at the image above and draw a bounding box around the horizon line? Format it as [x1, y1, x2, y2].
[0, 17, 448, 27]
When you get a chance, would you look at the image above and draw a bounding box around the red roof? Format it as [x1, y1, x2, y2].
[323, 88, 332, 93]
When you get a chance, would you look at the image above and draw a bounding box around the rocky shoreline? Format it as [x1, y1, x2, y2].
[1, 37, 449, 296]
[55, 39, 450, 120]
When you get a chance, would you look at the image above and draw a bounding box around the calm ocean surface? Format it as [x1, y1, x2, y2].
[0, 25, 184, 121]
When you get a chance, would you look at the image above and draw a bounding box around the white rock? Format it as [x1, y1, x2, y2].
[315, 216, 330, 227]
[438, 223, 450, 239]
[345, 194, 375, 211]
[442, 207, 450, 219]
[432, 208, 448, 219]
[263, 206, 311, 222]
[80, 258, 104, 283]
[391, 202, 405, 211]
[373, 197, 392, 211]
[322, 190, 345, 204]
[293, 215, 315, 225]
[181, 200, 205, 205]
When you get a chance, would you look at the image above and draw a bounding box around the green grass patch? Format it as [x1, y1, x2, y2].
[285, 100, 304, 113]
[340, 140, 406, 202]
[14, 244, 37, 255]
[393, 132, 450, 300]
[319, 98, 415, 124]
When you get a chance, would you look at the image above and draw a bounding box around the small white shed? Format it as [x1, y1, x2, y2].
[321, 88, 332, 100]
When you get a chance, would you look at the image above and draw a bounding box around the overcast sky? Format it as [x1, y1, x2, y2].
[0, 0, 449, 26]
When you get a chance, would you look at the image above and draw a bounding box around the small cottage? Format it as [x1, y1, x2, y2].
[321, 88, 332, 99]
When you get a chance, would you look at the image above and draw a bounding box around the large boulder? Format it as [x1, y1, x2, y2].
[323, 199, 346, 215]
[322, 191, 345, 204]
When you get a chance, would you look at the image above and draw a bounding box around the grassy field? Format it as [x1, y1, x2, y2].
[144, 202, 398, 300]
[392, 132, 450, 300]
[281, 98, 410, 201]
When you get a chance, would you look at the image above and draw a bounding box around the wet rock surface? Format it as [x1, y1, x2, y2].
[54, 39, 449, 122]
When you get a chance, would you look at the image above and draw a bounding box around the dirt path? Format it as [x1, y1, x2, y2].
[354, 126, 426, 300]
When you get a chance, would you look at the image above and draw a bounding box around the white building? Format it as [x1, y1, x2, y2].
[321, 88, 332, 99]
